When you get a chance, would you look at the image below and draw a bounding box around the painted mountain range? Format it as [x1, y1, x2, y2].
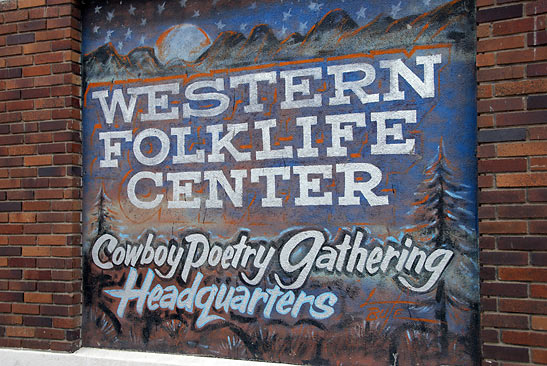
[84, 0, 473, 82]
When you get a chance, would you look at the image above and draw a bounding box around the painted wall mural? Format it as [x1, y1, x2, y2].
[82, 0, 478, 364]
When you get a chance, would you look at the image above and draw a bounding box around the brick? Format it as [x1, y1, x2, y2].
[527, 0, 547, 16]
[477, 4, 523, 23]
[528, 62, 547, 77]
[530, 220, 547, 234]
[22, 65, 50, 77]
[23, 155, 52, 166]
[6, 100, 33, 112]
[21, 247, 50, 257]
[18, 0, 46, 8]
[498, 49, 535, 65]
[502, 330, 547, 347]
[0, 291, 23, 301]
[6, 55, 33, 67]
[528, 94, 547, 110]
[0, 315, 22, 325]
[0, 90, 21, 101]
[499, 299, 547, 314]
[498, 205, 547, 218]
[0, 24, 17, 36]
[531, 157, 547, 171]
[532, 316, 547, 330]
[481, 250, 528, 265]
[496, 79, 547, 96]
[22, 41, 50, 54]
[532, 284, 547, 298]
[21, 88, 50, 99]
[478, 175, 494, 188]
[9, 212, 36, 223]
[28, 7, 45, 19]
[0, 202, 22, 212]
[477, 97, 524, 113]
[478, 128, 527, 143]
[478, 144, 496, 157]
[498, 142, 547, 157]
[3, 10, 29, 23]
[477, 53, 496, 67]
[481, 282, 528, 297]
[479, 190, 525, 203]
[6, 33, 35, 45]
[479, 221, 527, 234]
[532, 349, 547, 364]
[17, 19, 46, 32]
[24, 293, 52, 303]
[493, 17, 535, 36]
[500, 267, 547, 282]
[528, 30, 547, 47]
[497, 110, 547, 126]
[482, 345, 529, 362]
[529, 188, 547, 202]
[0, 68, 22, 79]
[477, 35, 525, 53]
[497, 173, 547, 187]
[477, 84, 493, 99]
[478, 158, 527, 173]
[477, 66, 525, 82]
[5, 327, 34, 338]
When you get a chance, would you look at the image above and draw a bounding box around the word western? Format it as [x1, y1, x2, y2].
[92, 228, 453, 293]
[91, 54, 442, 123]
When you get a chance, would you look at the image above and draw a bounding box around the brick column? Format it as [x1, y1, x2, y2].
[0, 0, 82, 352]
[477, 0, 547, 365]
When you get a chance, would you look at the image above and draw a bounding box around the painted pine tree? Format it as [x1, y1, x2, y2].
[409, 140, 478, 355]
[89, 185, 119, 236]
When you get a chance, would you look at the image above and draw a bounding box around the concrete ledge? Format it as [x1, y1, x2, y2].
[2, 347, 293, 366]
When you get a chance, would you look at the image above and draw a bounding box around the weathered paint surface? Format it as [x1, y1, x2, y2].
[81, 0, 479, 364]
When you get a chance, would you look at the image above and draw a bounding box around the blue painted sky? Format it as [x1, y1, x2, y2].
[83, 0, 452, 54]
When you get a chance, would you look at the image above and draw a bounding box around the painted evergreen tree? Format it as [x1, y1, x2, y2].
[89, 185, 119, 237]
[409, 140, 478, 355]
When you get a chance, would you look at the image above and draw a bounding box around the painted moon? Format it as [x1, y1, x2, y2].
[154, 24, 211, 64]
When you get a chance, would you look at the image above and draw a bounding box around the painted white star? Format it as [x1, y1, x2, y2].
[308, 1, 323, 12]
[298, 21, 308, 33]
[356, 7, 367, 20]
[249, 1, 256, 9]
[93, 25, 100, 33]
[215, 20, 225, 30]
[128, 4, 136, 15]
[179, 0, 187, 7]
[139, 35, 146, 45]
[391, 1, 402, 18]
[240, 23, 248, 32]
[140, 18, 147, 26]
[192, 9, 200, 17]
[104, 30, 113, 43]
[157, 2, 165, 15]
[283, 8, 292, 21]
[117, 41, 123, 50]
[125, 28, 132, 40]
[94, 5, 101, 14]
[280, 25, 288, 36]
[106, 10, 115, 22]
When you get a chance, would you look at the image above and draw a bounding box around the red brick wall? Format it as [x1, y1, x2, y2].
[477, 0, 547, 365]
[0, 0, 82, 352]
[0, 0, 546, 363]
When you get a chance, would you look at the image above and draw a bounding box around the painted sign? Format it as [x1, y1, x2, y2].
[82, 0, 478, 364]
